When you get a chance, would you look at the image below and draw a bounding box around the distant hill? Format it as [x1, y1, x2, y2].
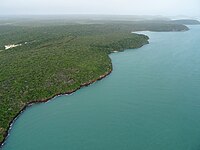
[172, 19, 200, 25]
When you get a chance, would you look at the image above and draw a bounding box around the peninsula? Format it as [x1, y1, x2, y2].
[0, 16, 195, 146]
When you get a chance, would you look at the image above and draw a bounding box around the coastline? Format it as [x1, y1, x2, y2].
[0, 31, 152, 148]
[0, 28, 183, 147]
[0, 28, 155, 147]
[0, 17, 196, 149]
[0, 69, 112, 148]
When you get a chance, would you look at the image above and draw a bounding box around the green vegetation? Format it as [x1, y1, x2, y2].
[172, 19, 200, 25]
[0, 17, 189, 144]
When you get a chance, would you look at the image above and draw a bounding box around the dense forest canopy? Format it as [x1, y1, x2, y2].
[0, 17, 191, 144]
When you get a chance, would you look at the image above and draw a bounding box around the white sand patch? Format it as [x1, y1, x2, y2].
[5, 44, 22, 50]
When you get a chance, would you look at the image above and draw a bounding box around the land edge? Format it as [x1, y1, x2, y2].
[0, 28, 155, 147]
[0, 25, 189, 147]
[0, 21, 195, 148]
[0, 31, 158, 147]
[0, 67, 113, 148]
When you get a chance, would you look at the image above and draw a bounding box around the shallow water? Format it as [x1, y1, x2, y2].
[2, 26, 200, 150]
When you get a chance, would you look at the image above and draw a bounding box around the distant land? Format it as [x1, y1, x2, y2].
[172, 19, 200, 25]
[0, 15, 199, 146]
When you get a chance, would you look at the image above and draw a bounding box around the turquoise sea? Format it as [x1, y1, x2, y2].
[2, 25, 200, 150]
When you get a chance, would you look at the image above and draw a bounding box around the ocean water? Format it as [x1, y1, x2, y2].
[2, 25, 200, 150]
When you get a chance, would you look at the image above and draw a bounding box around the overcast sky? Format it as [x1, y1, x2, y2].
[1, 0, 200, 18]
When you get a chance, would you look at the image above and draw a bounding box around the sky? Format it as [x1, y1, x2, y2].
[1, 0, 200, 18]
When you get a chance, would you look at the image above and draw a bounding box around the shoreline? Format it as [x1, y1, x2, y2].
[0, 31, 151, 148]
[0, 69, 112, 148]
[0, 21, 194, 149]
[0, 30, 152, 148]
